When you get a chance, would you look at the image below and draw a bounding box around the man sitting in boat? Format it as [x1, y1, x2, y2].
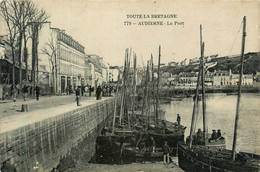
[217, 129, 221, 138]
[209, 129, 218, 142]
[195, 128, 204, 145]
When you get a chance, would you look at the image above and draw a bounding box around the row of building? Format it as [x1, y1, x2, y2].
[167, 54, 219, 67]
[162, 69, 254, 87]
[0, 22, 121, 94]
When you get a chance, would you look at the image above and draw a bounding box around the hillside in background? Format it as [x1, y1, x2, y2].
[161, 52, 260, 75]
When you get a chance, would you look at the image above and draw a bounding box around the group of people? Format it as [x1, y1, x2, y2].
[194, 128, 222, 144]
[96, 85, 115, 100]
[2, 84, 41, 102]
[211, 129, 222, 140]
[74, 85, 116, 105]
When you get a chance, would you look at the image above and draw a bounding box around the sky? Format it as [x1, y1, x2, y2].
[0, 0, 259, 66]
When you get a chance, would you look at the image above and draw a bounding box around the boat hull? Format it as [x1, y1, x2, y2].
[178, 144, 260, 172]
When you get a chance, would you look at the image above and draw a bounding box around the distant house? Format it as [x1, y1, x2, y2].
[109, 66, 120, 82]
[254, 71, 260, 82]
[178, 72, 197, 86]
[167, 74, 178, 85]
[213, 69, 253, 86]
[168, 61, 178, 67]
[180, 58, 189, 66]
[213, 70, 231, 86]
[189, 57, 199, 64]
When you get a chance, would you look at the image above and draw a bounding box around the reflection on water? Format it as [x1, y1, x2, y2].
[161, 93, 260, 154]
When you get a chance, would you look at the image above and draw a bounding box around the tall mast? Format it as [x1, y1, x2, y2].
[131, 53, 137, 118]
[151, 54, 156, 123]
[232, 16, 246, 160]
[155, 45, 161, 121]
[126, 49, 131, 129]
[189, 27, 204, 148]
[119, 49, 128, 125]
[146, 61, 150, 125]
[112, 74, 120, 134]
[200, 25, 208, 142]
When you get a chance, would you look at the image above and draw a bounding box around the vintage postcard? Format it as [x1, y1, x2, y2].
[0, 0, 259, 171]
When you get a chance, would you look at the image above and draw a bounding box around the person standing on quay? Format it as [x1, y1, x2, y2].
[96, 85, 102, 100]
[81, 85, 85, 96]
[162, 141, 170, 165]
[177, 114, 181, 125]
[35, 85, 40, 101]
[22, 85, 29, 101]
[11, 84, 17, 102]
[75, 86, 81, 106]
[89, 85, 92, 97]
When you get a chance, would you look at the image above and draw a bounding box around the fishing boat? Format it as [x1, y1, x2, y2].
[178, 145, 260, 172]
[95, 49, 141, 164]
[178, 17, 260, 172]
[145, 46, 186, 155]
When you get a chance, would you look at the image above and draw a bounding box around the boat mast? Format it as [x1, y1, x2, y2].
[189, 27, 204, 148]
[200, 25, 208, 142]
[126, 49, 131, 128]
[112, 74, 120, 135]
[155, 45, 161, 121]
[119, 49, 128, 125]
[131, 53, 137, 119]
[151, 54, 157, 123]
[232, 16, 246, 160]
[146, 61, 150, 125]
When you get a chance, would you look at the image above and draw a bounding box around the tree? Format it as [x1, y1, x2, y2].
[27, 5, 48, 95]
[0, 0, 19, 85]
[42, 33, 57, 94]
[1, 0, 49, 91]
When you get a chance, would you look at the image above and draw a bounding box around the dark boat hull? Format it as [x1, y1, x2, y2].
[178, 144, 260, 172]
[95, 135, 136, 164]
[148, 131, 184, 156]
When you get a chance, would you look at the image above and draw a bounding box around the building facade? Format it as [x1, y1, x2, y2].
[38, 23, 86, 94]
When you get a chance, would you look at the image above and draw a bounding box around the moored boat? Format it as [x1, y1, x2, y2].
[178, 16, 260, 172]
[178, 144, 260, 172]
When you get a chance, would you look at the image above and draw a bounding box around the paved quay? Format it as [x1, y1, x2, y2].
[66, 157, 184, 172]
[0, 95, 111, 134]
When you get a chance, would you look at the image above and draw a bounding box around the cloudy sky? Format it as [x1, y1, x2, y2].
[1, 0, 259, 66]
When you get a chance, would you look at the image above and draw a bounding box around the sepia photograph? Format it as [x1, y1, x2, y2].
[0, 0, 259, 171]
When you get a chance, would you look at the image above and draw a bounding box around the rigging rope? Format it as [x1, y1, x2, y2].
[227, 20, 243, 57]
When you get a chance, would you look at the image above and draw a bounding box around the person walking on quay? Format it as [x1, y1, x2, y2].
[89, 85, 92, 97]
[11, 84, 17, 102]
[35, 85, 40, 101]
[65, 86, 69, 95]
[96, 85, 102, 100]
[84, 85, 88, 96]
[162, 141, 170, 165]
[177, 114, 181, 125]
[109, 86, 113, 96]
[81, 85, 85, 96]
[75, 86, 81, 106]
[22, 85, 29, 101]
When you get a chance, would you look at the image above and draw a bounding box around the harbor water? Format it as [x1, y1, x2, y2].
[161, 93, 260, 154]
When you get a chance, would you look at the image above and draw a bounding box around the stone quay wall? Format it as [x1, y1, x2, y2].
[0, 98, 115, 171]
